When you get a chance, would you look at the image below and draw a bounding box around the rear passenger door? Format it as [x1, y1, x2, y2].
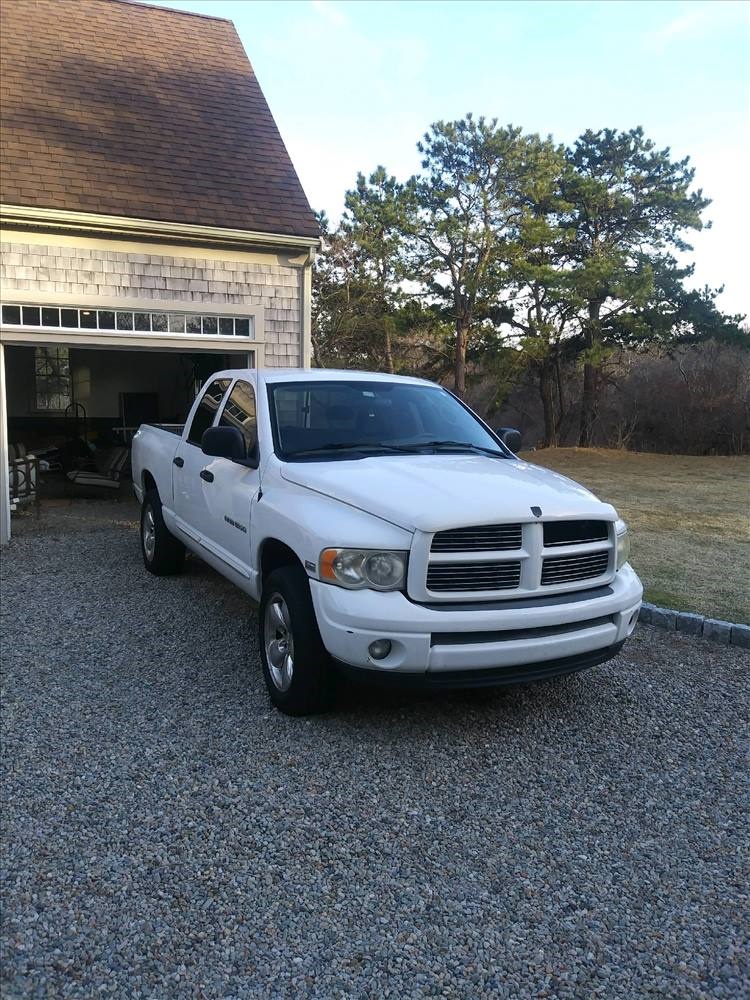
[198, 378, 260, 581]
[172, 377, 231, 542]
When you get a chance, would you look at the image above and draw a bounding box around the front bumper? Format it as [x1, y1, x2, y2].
[310, 564, 643, 676]
[335, 641, 626, 689]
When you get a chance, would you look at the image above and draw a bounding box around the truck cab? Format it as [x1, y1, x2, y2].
[132, 369, 643, 715]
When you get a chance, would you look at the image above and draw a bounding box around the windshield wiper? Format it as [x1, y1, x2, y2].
[286, 440, 507, 459]
[405, 440, 506, 458]
[286, 442, 417, 458]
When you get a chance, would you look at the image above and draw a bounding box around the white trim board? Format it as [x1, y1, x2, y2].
[0, 327, 264, 362]
[0, 204, 320, 254]
[0, 347, 10, 546]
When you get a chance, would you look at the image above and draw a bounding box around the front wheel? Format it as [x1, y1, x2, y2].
[141, 490, 185, 576]
[259, 565, 335, 716]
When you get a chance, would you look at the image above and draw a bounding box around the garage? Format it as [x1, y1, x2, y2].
[0, 299, 261, 535]
[4, 330, 254, 512]
[0, 0, 320, 544]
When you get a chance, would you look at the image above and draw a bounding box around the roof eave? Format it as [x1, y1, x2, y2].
[0, 204, 321, 253]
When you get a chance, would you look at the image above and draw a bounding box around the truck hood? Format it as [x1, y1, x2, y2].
[279, 454, 616, 532]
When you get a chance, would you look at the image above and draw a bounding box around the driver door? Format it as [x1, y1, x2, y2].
[172, 377, 231, 544]
[198, 377, 260, 580]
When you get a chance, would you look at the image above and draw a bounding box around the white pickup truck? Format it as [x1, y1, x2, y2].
[132, 368, 642, 715]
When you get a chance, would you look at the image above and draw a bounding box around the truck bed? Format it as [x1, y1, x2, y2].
[132, 422, 186, 505]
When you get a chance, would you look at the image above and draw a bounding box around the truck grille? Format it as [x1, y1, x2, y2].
[419, 519, 614, 600]
[431, 523, 522, 552]
[426, 560, 522, 592]
[541, 550, 609, 585]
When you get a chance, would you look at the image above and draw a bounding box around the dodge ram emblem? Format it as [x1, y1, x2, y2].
[531, 506, 542, 517]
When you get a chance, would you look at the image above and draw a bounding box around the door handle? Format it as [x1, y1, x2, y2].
[173, 456, 184, 468]
[200, 469, 214, 483]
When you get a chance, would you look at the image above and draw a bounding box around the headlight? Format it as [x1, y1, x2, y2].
[615, 519, 630, 570]
[319, 548, 408, 591]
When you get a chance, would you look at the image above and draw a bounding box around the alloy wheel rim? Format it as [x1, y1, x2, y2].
[143, 507, 156, 561]
[264, 593, 294, 692]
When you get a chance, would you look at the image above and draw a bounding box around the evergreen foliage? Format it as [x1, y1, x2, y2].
[311, 118, 746, 449]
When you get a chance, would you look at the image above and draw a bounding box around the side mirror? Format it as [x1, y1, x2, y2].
[201, 425, 246, 461]
[497, 426, 522, 453]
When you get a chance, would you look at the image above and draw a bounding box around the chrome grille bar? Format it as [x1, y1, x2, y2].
[541, 550, 609, 585]
[431, 523, 522, 552]
[427, 560, 522, 592]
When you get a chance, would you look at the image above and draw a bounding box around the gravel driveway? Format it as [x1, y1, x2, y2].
[2, 501, 748, 999]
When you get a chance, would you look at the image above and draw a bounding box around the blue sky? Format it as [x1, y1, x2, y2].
[151, 0, 749, 316]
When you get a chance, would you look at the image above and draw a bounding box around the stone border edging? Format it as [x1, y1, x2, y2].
[639, 603, 750, 649]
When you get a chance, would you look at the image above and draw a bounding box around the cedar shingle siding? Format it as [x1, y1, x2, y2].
[0, 0, 319, 239]
[2, 240, 304, 365]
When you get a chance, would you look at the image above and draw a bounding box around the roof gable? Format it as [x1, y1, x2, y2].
[0, 0, 319, 239]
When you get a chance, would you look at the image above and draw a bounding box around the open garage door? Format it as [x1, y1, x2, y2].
[0, 340, 254, 543]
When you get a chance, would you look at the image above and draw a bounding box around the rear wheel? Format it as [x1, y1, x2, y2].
[141, 490, 185, 576]
[259, 564, 335, 716]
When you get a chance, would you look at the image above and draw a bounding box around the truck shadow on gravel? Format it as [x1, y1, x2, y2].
[330, 669, 587, 718]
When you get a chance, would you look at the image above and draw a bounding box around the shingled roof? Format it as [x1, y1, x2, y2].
[0, 0, 319, 239]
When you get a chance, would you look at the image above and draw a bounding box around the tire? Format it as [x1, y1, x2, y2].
[259, 564, 335, 716]
[140, 490, 185, 576]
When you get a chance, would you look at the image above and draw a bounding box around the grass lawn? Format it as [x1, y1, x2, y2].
[521, 448, 750, 624]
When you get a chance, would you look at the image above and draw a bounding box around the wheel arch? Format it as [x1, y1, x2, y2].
[142, 470, 157, 497]
[259, 537, 304, 583]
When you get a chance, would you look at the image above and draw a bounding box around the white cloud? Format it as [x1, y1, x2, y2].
[644, 0, 750, 53]
[309, 0, 347, 28]
[646, 5, 710, 49]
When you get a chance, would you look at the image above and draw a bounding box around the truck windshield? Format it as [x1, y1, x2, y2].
[268, 380, 510, 460]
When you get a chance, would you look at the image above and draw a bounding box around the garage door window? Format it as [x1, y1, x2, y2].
[1, 304, 254, 338]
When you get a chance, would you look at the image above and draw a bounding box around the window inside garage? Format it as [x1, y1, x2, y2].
[34, 346, 72, 411]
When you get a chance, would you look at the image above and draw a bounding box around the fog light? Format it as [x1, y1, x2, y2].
[368, 639, 392, 660]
